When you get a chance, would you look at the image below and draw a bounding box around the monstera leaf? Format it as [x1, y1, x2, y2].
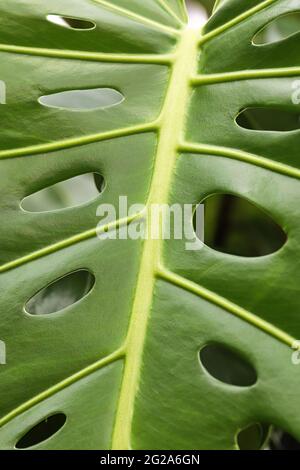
[0, 0, 300, 450]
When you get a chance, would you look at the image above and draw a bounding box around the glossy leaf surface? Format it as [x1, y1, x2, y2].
[0, 0, 299, 450]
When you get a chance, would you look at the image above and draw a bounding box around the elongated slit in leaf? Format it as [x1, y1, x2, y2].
[46, 14, 96, 31]
[16, 413, 67, 449]
[25, 270, 95, 315]
[253, 12, 300, 45]
[38, 88, 124, 111]
[21, 173, 104, 213]
[236, 108, 300, 132]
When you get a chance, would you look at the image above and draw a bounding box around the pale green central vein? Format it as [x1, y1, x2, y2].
[157, 268, 296, 348]
[111, 27, 200, 450]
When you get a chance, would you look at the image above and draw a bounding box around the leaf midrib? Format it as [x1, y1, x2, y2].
[111, 27, 200, 450]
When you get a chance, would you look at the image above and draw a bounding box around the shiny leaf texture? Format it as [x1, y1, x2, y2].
[0, 0, 299, 450]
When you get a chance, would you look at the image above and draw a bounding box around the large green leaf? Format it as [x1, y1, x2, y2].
[0, 0, 299, 450]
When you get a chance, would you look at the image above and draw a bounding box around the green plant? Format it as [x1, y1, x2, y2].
[0, 0, 299, 450]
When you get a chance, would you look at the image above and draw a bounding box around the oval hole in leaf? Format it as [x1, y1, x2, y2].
[237, 423, 269, 450]
[38, 88, 124, 111]
[46, 14, 96, 30]
[199, 194, 286, 257]
[16, 413, 66, 449]
[25, 270, 95, 315]
[199, 344, 257, 387]
[236, 107, 300, 132]
[21, 173, 104, 213]
[253, 12, 300, 45]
